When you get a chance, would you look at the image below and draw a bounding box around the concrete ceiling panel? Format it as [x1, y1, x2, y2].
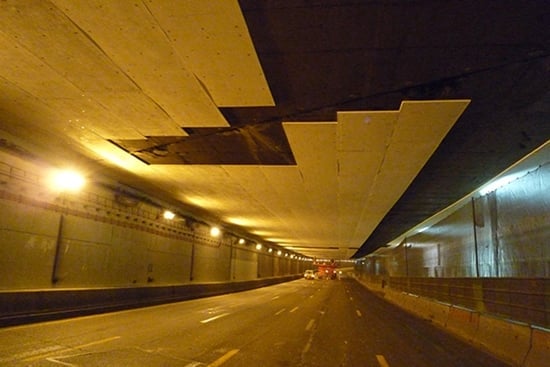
[145, 0, 274, 107]
[51, 0, 229, 127]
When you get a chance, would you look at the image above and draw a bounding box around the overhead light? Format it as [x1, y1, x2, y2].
[238, 238, 245, 245]
[268, 248, 273, 253]
[48, 169, 85, 192]
[210, 226, 221, 237]
[163, 210, 175, 220]
[479, 169, 531, 196]
[255, 243, 262, 250]
[277, 250, 282, 256]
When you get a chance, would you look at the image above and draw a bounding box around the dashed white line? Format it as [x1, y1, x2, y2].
[275, 308, 286, 315]
[376, 354, 390, 367]
[290, 306, 299, 313]
[305, 319, 315, 331]
[200, 313, 230, 324]
[207, 349, 239, 367]
[45, 357, 76, 366]
[272, 295, 280, 300]
[356, 309, 362, 317]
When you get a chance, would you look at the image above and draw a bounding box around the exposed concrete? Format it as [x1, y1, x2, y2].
[474, 314, 531, 367]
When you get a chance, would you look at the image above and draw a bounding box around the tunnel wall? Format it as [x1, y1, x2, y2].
[356, 160, 549, 327]
[0, 151, 305, 324]
[354, 156, 550, 366]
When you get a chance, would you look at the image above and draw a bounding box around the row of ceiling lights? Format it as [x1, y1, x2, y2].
[48, 169, 310, 261]
[163, 209, 310, 260]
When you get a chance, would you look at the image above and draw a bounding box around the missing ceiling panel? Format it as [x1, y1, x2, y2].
[111, 122, 296, 165]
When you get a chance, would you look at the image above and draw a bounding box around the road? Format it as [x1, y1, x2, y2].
[0, 278, 509, 366]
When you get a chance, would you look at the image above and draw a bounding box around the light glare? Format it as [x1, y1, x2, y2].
[49, 169, 85, 192]
[210, 226, 221, 237]
[163, 210, 175, 220]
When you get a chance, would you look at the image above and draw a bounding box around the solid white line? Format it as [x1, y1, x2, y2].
[200, 312, 230, 324]
[356, 309, 362, 317]
[376, 354, 390, 367]
[275, 308, 286, 315]
[305, 319, 315, 331]
[289, 306, 299, 313]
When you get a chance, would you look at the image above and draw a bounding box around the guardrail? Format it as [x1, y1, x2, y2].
[387, 277, 549, 329]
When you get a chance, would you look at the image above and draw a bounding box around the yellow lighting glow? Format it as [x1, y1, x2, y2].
[48, 169, 85, 192]
[210, 226, 221, 237]
[163, 210, 176, 220]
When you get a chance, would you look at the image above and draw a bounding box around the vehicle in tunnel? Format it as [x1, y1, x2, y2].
[303, 269, 315, 280]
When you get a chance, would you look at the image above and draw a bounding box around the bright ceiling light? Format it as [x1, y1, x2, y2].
[163, 210, 175, 220]
[210, 226, 221, 237]
[255, 243, 262, 250]
[277, 250, 282, 256]
[48, 169, 85, 192]
[238, 238, 245, 245]
[479, 170, 531, 196]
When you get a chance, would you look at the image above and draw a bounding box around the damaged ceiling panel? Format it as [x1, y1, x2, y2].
[0, 0, 548, 259]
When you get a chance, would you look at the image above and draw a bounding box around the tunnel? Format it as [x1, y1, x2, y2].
[0, 1, 549, 366]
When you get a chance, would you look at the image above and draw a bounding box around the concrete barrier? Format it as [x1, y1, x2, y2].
[524, 327, 550, 367]
[445, 306, 480, 343]
[473, 314, 531, 366]
[353, 277, 547, 367]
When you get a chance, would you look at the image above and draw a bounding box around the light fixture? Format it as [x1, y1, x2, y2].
[210, 226, 221, 237]
[48, 169, 85, 192]
[277, 250, 282, 256]
[163, 210, 175, 220]
[479, 170, 531, 196]
[238, 238, 245, 245]
[255, 243, 262, 250]
[268, 248, 273, 253]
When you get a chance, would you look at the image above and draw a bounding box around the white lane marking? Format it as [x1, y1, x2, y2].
[350, 297, 354, 301]
[184, 362, 204, 367]
[272, 295, 280, 300]
[1, 345, 65, 363]
[23, 336, 121, 362]
[289, 306, 299, 313]
[207, 349, 239, 367]
[275, 308, 286, 315]
[309, 295, 314, 298]
[305, 319, 315, 331]
[200, 312, 230, 324]
[46, 357, 77, 366]
[376, 354, 390, 367]
[356, 310, 362, 317]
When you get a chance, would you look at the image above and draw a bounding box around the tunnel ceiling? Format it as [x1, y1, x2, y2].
[0, 1, 549, 259]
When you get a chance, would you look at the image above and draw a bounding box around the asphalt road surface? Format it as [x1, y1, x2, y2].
[0, 278, 509, 366]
